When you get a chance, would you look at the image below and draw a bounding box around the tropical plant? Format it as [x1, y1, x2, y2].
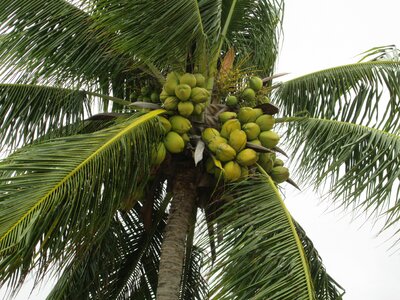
[0, 0, 399, 299]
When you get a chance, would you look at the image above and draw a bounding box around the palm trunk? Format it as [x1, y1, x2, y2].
[156, 163, 197, 300]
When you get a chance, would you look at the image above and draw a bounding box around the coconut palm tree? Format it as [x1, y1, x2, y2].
[0, 0, 399, 299]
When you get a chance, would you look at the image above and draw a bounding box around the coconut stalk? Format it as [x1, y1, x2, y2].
[156, 162, 197, 300]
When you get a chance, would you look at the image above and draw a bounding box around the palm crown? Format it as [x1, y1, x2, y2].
[0, 1, 399, 299]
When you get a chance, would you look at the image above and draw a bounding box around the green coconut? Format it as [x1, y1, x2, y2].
[228, 129, 247, 153]
[194, 73, 206, 87]
[179, 73, 197, 88]
[178, 101, 194, 117]
[164, 131, 185, 154]
[174, 84, 192, 101]
[151, 142, 167, 165]
[218, 111, 237, 124]
[158, 116, 171, 133]
[164, 72, 180, 95]
[150, 91, 160, 103]
[216, 143, 236, 162]
[141, 86, 150, 96]
[226, 95, 238, 107]
[193, 103, 204, 115]
[259, 131, 280, 149]
[258, 152, 276, 172]
[249, 76, 263, 92]
[208, 136, 228, 153]
[274, 158, 284, 167]
[242, 88, 256, 102]
[220, 119, 241, 139]
[160, 89, 169, 101]
[242, 122, 261, 140]
[256, 114, 275, 131]
[190, 87, 209, 103]
[223, 161, 242, 182]
[238, 107, 263, 124]
[169, 115, 192, 134]
[202, 128, 220, 143]
[236, 148, 258, 167]
[270, 166, 289, 183]
[163, 96, 179, 110]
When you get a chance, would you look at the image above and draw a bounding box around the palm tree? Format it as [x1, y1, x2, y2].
[0, 1, 399, 299]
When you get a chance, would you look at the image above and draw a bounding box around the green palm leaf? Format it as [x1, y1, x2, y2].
[91, 0, 215, 70]
[218, 0, 284, 75]
[284, 117, 400, 237]
[0, 109, 165, 290]
[0, 0, 134, 83]
[209, 174, 314, 300]
[295, 221, 345, 299]
[274, 61, 400, 131]
[0, 84, 130, 150]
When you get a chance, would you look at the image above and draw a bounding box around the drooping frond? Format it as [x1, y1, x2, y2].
[47, 189, 169, 300]
[0, 110, 165, 292]
[284, 117, 400, 236]
[274, 61, 400, 131]
[295, 221, 345, 299]
[0, 0, 134, 83]
[208, 175, 315, 300]
[219, 0, 284, 75]
[0, 84, 130, 150]
[91, 0, 215, 70]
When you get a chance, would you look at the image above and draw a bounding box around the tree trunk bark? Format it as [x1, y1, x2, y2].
[156, 163, 197, 300]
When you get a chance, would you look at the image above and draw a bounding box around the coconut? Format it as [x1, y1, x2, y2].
[270, 166, 289, 183]
[208, 136, 228, 153]
[163, 96, 179, 110]
[236, 148, 258, 166]
[193, 103, 204, 115]
[165, 72, 180, 95]
[169, 115, 192, 134]
[259, 131, 280, 149]
[274, 158, 284, 167]
[174, 84, 192, 101]
[179, 73, 197, 88]
[249, 76, 263, 91]
[216, 143, 236, 162]
[240, 166, 249, 178]
[151, 142, 166, 165]
[218, 111, 237, 124]
[242, 88, 256, 102]
[202, 128, 220, 143]
[220, 119, 241, 139]
[150, 91, 160, 103]
[158, 116, 171, 133]
[228, 129, 247, 152]
[164, 131, 185, 154]
[194, 73, 206, 87]
[141, 86, 150, 96]
[258, 152, 276, 172]
[238, 107, 263, 124]
[181, 133, 190, 144]
[178, 101, 194, 117]
[191, 87, 209, 103]
[242, 122, 261, 140]
[248, 139, 262, 146]
[226, 95, 238, 107]
[205, 157, 216, 174]
[223, 161, 242, 182]
[256, 114, 275, 131]
[160, 89, 169, 101]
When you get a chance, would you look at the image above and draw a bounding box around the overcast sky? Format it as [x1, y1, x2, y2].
[2, 1, 400, 299]
[277, 1, 400, 299]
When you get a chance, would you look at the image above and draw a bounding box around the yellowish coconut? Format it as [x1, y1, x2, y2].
[216, 143, 237, 162]
[228, 129, 247, 152]
[236, 148, 258, 166]
[164, 131, 185, 153]
[169, 115, 192, 134]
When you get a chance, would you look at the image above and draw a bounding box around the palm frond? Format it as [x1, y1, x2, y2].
[0, 110, 165, 292]
[274, 61, 400, 131]
[0, 0, 134, 83]
[284, 117, 400, 237]
[91, 0, 215, 70]
[208, 175, 314, 300]
[0, 84, 130, 150]
[219, 0, 284, 76]
[295, 221, 345, 299]
[47, 188, 169, 300]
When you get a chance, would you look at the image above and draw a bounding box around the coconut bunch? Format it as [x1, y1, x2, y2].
[202, 107, 289, 184]
[130, 86, 161, 103]
[150, 115, 192, 166]
[160, 72, 210, 117]
[224, 76, 269, 108]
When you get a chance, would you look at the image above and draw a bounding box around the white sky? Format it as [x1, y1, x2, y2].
[277, 0, 400, 299]
[2, 1, 400, 299]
